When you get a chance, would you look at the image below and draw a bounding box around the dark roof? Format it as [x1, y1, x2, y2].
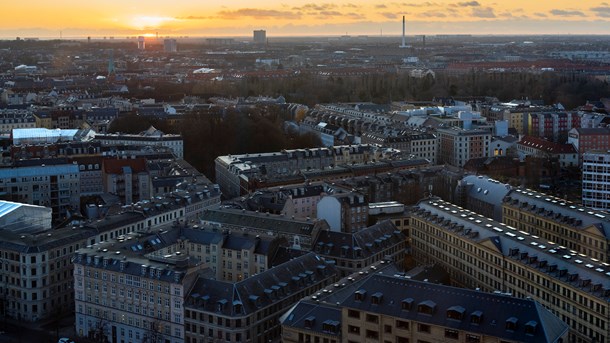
[185, 253, 338, 317]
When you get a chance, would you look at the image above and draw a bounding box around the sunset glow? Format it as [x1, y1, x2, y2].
[2, 1, 610, 38]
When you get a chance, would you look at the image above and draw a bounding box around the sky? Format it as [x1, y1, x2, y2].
[3, 1, 610, 38]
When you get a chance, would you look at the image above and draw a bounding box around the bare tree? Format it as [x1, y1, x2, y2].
[141, 320, 165, 343]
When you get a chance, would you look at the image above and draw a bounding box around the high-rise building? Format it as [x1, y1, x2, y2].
[253, 30, 266, 44]
[163, 39, 177, 52]
[437, 127, 491, 168]
[137, 36, 145, 50]
[582, 150, 610, 210]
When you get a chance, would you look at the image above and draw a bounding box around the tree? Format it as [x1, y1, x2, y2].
[142, 320, 165, 343]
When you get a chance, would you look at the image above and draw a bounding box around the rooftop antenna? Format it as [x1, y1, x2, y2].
[399, 16, 408, 48]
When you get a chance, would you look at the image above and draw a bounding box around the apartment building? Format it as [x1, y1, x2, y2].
[526, 111, 580, 142]
[281, 262, 568, 343]
[517, 136, 578, 168]
[317, 192, 368, 233]
[184, 252, 338, 343]
[582, 151, 610, 210]
[502, 188, 610, 263]
[437, 127, 491, 168]
[214, 144, 400, 198]
[146, 226, 284, 283]
[361, 132, 437, 163]
[0, 163, 80, 222]
[410, 198, 610, 342]
[95, 126, 184, 158]
[311, 220, 407, 277]
[103, 158, 151, 205]
[73, 234, 201, 343]
[0, 109, 36, 133]
[200, 208, 330, 250]
[568, 127, 610, 164]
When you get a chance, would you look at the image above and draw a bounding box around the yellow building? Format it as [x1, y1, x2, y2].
[411, 198, 610, 343]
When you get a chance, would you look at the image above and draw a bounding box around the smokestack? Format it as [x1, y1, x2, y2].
[400, 16, 407, 48]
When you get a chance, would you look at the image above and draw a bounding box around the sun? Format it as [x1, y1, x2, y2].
[130, 16, 176, 30]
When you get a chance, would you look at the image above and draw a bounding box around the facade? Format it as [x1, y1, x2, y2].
[526, 111, 580, 141]
[517, 136, 578, 168]
[95, 127, 183, 158]
[311, 220, 407, 277]
[0, 163, 80, 222]
[502, 188, 610, 262]
[73, 233, 201, 343]
[200, 208, 330, 250]
[184, 252, 338, 343]
[0, 109, 36, 133]
[582, 151, 610, 210]
[103, 158, 151, 205]
[317, 193, 368, 232]
[0, 221, 96, 322]
[281, 262, 569, 343]
[361, 132, 437, 163]
[215, 144, 400, 198]
[567, 127, 610, 163]
[437, 127, 491, 168]
[164, 39, 177, 52]
[253, 30, 266, 44]
[455, 175, 512, 222]
[411, 198, 610, 342]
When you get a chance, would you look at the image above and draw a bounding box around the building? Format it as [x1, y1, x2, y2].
[103, 158, 151, 205]
[311, 220, 407, 277]
[0, 163, 80, 222]
[146, 225, 286, 282]
[525, 111, 580, 142]
[214, 145, 400, 198]
[582, 151, 610, 210]
[455, 175, 512, 221]
[517, 136, 578, 168]
[73, 232, 201, 343]
[200, 208, 330, 250]
[437, 127, 491, 168]
[0, 109, 36, 133]
[163, 39, 177, 52]
[567, 127, 610, 164]
[361, 131, 437, 163]
[95, 126, 183, 158]
[317, 192, 368, 232]
[411, 198, 610, 342]
[281, 262, 569, 343]
[0, 210, 97, 322]
[253, 30, 266, 44]
[185, 252, 338, 343]
[137, 36, 145, 50]
[502, 188, 610, 262]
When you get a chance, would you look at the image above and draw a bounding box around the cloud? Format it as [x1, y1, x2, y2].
[421, 11, 447, 17]
[343, 3, 360, 8]
[376, 4, 388, 9]
[472, 7, 496, 18]
[176, 16, 211, 20]
[453, 1, 480, 7]
[346, 12, 366, 20]
[380, 12, 398, 19]
[396, 2, 440, 7]
[591, 6, 610, 17]
[533, 12, 547, 17]
[217, 8, 301, 19]
[549, 9, 585, 16]
[292, 3, 336, 11]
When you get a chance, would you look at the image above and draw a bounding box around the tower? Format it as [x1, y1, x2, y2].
[399, 15, 407, 48]
[253, 30, 266, 44]
[107, 49, 115, 75]
[137, 36, 145, 50]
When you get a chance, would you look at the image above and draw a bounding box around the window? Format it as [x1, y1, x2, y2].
[396, 320, 409, 330]
[366, 314, 378, 324]
[347, 309, 360, 319]
[445, 329, 459, 339]
[465, 334, 481, 343]
[417, 324, 431, 333]
[365, 330, 378, 339]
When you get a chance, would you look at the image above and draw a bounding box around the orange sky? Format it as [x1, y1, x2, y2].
[3, 1, 610, 37]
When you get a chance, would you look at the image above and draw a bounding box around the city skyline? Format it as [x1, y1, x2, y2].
[3, 0, 610, 38]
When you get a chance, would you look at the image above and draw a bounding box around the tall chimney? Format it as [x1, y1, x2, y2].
[400, 16, 407, 48]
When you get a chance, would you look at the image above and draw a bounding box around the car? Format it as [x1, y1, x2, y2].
[58, 338, 75, 343]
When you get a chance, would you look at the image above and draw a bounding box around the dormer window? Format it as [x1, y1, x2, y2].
[371, 292, 383, 305]
[417, 300, 436, 315]
[525, 320, 537, 335]
[401, 298, 413, 311]
[471, 311, 483, 325]
[446, 306, 465, 320]
[354, 289, 366, 302]
[505, 317, 518, 331]
[304, 316, 315, 329]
